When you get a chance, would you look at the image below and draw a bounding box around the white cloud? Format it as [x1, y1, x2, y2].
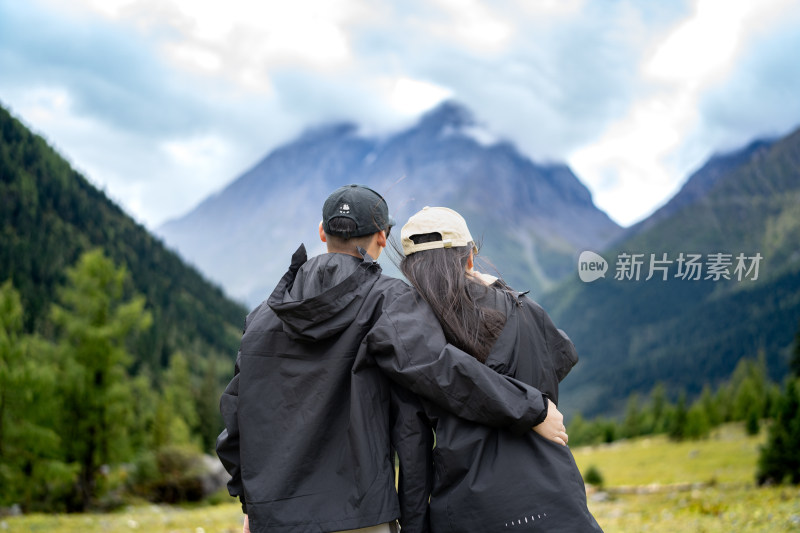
[567, 0, 800, 226]
[428, 0, 514, 51]
[163, 42, 224, 74]
[3, 0, 800, 230]
[65, 0, 371, 92]
[161, 134, 231, 178]
[15, 86, 73, 123]
[384, 77, 453, 115]
[643, 0, 786, 86]
[513, 0, 586, 17]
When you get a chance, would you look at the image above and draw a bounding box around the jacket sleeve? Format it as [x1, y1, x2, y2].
[390, 384, 433, 533]
[367, 290, 548, 435]
[216, 353, 246, 513]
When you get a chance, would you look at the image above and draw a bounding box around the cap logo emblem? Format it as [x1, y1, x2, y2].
[339, 203, 350, 214]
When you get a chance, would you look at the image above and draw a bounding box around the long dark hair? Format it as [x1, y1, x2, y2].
[399, 233, 506, 362]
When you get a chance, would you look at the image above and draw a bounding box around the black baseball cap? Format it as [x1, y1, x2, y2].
[322, 184, 395, 238]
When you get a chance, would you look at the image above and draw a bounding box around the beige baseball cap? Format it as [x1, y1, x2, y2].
[401, 206, 479, 256]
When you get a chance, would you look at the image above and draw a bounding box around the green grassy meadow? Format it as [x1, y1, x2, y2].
[573, 423, 800, 531]
[3, 423, 799, 532]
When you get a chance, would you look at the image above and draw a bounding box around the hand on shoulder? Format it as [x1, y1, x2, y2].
[467, 270, 498, 286]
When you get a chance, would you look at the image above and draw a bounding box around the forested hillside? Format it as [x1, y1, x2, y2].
[545, 127, 800, 418]
[0, 103, 248, 512]
[0, 104, 246, 369]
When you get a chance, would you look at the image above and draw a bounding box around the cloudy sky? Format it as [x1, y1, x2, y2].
[2, 0, 800, 229]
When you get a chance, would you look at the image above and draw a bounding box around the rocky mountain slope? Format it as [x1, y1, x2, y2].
[158, 101, 622, 306]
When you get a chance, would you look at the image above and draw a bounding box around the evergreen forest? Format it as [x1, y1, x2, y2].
[0, 104, 248, 511]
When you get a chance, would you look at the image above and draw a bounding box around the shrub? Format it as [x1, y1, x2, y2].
[583, 465, 604, 488]
[130, 445, 207, 503]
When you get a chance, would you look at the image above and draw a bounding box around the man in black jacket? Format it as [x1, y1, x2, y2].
[216, 185, 568, 533]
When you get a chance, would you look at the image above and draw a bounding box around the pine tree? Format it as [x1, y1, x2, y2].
[668, 392, 688, 441]
[0, 281, 64, 510]
[623, 393, 643, 438]
[196, 356, 224, 452]
[50, 250, 152, 510]
[0, 280, 24, 461]
[791, 321, 800, 378]
[163, 352, 199, 435]
[152, 352, 200, 449]
[685, 402, 711, 439]
[757, 378, 800, 485]
[129, 371, 159, 452]
[699, 385, 722, 427]
[648, 382, 668, 434]
[731, 356, 769, 423]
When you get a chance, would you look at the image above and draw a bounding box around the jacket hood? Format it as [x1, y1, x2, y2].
[267, 244, 382, 342]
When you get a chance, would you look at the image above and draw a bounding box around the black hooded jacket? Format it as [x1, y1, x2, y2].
[421, 283, 603, 532]
[216, 246, 550, 533]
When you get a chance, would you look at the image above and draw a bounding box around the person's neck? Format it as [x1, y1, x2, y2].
[328, 249, 363, 259]
[326, 242, 381, 260]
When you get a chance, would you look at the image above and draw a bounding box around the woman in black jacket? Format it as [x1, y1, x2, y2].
[398, 206, 603, 533]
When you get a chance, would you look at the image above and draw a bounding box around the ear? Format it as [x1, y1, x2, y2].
[376, 230, 387, 249]
[319, 221, 327, 243]
[466, 251, 474, 271]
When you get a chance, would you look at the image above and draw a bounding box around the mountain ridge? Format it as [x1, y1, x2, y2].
[618, 138, 778, 243]
[159, 100, 622, 305]
[543, 125, 800, 417]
